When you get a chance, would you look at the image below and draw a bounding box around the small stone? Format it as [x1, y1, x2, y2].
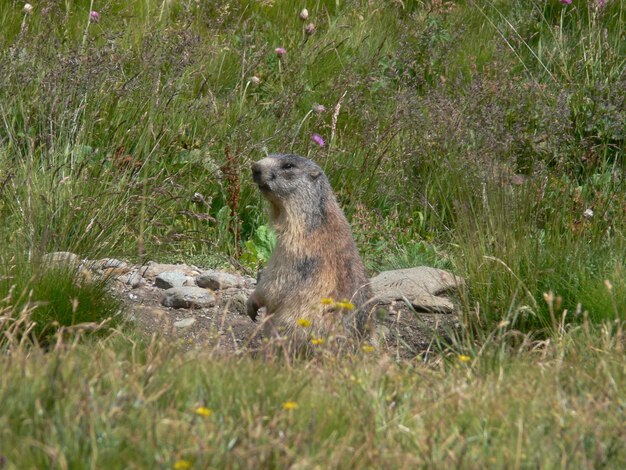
[155, 272, 188, 289]
[174, 318, 197, 328]
[101, 258, 128, 269]
[139, 262, 200, 279]
[183, 276, 197, 287]
[162, 287, 216, 309]
[42, 251, 80, 268]
[128, 271, 145, 288]
[196, 271, 242, 290]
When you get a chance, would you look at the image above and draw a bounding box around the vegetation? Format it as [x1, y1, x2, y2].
[0, 0, 623, 467]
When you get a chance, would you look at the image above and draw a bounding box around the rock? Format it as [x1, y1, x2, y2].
[155, 272, 188, 289]
[370, 267, 463, 313]
[101, 258, 128, 269]
[128, 271, 145, 288]
[174, 318, 197, 328]
[196, 271, 242, 290]
[162, 287, 216, 309]
[183, 277, 197, 287]
[139, 262, 201, 279]
[42, 251, 80, 268]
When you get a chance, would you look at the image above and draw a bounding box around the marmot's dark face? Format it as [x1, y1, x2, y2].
[251, 154, 323, 201]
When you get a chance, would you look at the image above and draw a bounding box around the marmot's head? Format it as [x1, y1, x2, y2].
[251, 154, 331, 230]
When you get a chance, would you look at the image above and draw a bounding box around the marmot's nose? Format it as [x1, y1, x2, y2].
[251, 162, 263, 183]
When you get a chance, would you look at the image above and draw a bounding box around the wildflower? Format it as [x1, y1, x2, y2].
[282, 401, 298, 410]
[311, 337, 325, 345]
[297, 318, 312, 328]
[311, 133, 325, 147]
[194, 406, 212, 417]
[23, 3, 33, 13]
[299, 8, 309, 20]
[90, 10, 100, 23]
[275, 47, 287, 57]
[248, 76, 261, 85]
[362, 344, 375, 353]
[560, 0, 572, 4]
[312, 104, 326, 114]
[321, 297, 334, 305]
[336, 300, 355, 310]
[583, 208, 594, 219]
[305, 23, 316, 35]
[458, 354, 471, 363]
[173, 460, 192, 470]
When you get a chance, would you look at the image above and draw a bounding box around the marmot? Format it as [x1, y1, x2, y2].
[247, 154, 374, 347]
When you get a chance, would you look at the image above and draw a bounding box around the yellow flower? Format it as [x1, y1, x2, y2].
[194, 406, 212, 417]
[282, 401, 298, 410]
[297, 318, 311, 328]
[174, 460, 192, 470]
[336, 300, 355, 310]
[321, 297, 334, 305]
[311, 337, 325, 345]
[458, 354, 471, 363]
[361, 344, 375, 353]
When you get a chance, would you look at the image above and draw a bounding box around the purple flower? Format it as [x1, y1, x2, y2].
[560, 0, 572, 4]
[90, 10, 100, 23]
[274, 47, 287, 57]
[311, 133, 325, 147]
[312, 104, 326, 114]
[305, 23, 316, 35]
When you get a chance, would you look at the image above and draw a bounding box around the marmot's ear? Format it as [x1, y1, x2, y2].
[307, 169, 322, 180]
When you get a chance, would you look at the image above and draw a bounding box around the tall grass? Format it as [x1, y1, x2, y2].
[0, 2, 623, 322]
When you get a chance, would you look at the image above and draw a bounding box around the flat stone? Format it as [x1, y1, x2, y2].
[139, 262, 201, 279]
[196, 271, 242, 290]
[370, 267, 462, 313]
[162, 287, 216, 309]
[174, 318, 197, 328]
[155, 272, 188, 289]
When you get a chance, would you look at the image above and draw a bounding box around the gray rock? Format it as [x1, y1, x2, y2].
[162, 287, 216, 309]
[42, 251, 80, 268]
[139, 262, 201, 279]
[183, 276, 197, 287]
[196, 271, 242, 290]
[101, 258, 128, 269]
[174, 317, 197, 328]
[155, 272, 188, 289]
[370, 267, 463, 313]
[128, 271, 145, 288]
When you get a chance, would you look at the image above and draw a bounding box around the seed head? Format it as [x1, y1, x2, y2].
[299, 8, 309, 20]
[23, 3, 33, 13]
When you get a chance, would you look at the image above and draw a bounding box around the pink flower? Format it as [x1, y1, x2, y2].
[311, 133, 325, 147]
[560, 0, 572, 4]
[274, 47, 287, 57]
[305, 23, 316, 35]
[90, 11, 100, 23]
[312, 104, 326, 114]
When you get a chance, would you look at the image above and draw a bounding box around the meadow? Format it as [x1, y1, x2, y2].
[0, 0, 624, 467]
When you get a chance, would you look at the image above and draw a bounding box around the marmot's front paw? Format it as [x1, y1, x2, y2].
[246, 293, 261, 322]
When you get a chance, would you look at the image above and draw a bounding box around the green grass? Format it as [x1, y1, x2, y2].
[0, 323, 623, 468]
[0, 1, 624, 467]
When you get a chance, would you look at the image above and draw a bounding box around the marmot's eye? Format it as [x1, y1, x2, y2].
[281, 162, 295, 170]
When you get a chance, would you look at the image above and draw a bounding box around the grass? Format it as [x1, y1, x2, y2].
[0, 322, 623, 467]
[0, 0, 624, 467]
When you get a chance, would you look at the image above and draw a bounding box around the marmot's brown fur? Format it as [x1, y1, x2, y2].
[247, 154, 374, 346]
